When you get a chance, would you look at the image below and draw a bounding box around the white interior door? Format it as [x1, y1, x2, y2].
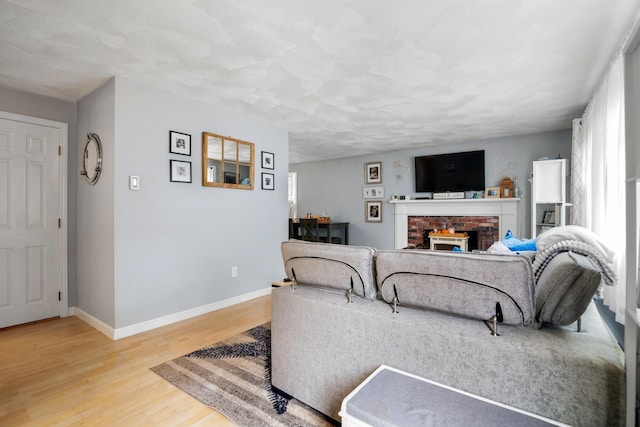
[0, 113, 66, 328]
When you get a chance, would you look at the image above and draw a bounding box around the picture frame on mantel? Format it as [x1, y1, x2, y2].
[484, 187, 500, 199]
[365, 161, 382, 184]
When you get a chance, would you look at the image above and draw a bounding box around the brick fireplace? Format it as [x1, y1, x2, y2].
[408, 215, 499, 250]
[392, 198, 519, 249]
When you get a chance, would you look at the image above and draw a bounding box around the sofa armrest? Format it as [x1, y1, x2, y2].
[535, 251, 602, 326]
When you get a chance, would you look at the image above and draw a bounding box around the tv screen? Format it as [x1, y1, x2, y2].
[415, 150, 485, 193]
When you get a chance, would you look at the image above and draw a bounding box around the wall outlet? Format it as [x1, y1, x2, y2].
[231, 266, 238, 277]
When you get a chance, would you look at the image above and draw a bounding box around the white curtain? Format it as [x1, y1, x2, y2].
[288, 172, 298, 218]
[571, 56, 627, 323]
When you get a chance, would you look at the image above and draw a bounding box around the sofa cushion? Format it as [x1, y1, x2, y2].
[376, 250, 536, 326]
[281, 240, 377, 299]
[535, 251, 602, 326]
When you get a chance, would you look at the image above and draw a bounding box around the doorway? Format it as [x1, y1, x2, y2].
[0, 111, 68, 328]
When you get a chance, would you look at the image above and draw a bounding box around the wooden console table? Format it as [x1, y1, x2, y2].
[428, 231, 469, 251]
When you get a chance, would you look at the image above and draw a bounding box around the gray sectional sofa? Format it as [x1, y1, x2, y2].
[271, 239, 624, 426]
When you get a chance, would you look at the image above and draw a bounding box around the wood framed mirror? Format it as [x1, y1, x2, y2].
[202, 132, 254, 189]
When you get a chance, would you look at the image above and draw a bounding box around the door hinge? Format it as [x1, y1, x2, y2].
[58, 291, 61, 301]
[58, 145, 62, 156]
[58, 218, 61, 228]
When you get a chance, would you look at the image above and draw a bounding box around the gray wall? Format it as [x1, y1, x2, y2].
[291, 130, 571, 249]
[0, 86, 78, 306]
[77, 79, 117, 325]
[76, 77, 289, 329]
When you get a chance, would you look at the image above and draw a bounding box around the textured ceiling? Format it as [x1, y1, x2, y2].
[0, 0, 638, 163]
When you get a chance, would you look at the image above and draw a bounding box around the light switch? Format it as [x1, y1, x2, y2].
[129, 175, 140, 190]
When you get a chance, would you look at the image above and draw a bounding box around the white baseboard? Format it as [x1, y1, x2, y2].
[70, 306, 116, 338]
[70, 287, 272, 340]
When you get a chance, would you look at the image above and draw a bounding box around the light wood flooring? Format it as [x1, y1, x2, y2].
[0, 295, 272, 426]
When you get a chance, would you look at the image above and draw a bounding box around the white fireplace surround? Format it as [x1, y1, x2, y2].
[392, 198, 520, 249]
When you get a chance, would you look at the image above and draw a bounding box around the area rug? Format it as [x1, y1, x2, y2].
[151, 324, 335, 426]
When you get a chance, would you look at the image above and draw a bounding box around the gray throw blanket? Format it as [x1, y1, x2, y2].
[532, 239, 616, 286]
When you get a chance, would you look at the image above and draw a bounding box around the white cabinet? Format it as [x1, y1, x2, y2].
[531, 159, 567, 237]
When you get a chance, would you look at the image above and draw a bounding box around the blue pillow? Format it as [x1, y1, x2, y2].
[502, 230, 536, 252]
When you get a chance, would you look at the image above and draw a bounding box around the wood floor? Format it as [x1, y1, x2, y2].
[0, 295, 272, 426]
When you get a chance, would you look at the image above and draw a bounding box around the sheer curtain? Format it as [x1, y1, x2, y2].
[288, 172, 298, 218]
[572, 56, 627, 323]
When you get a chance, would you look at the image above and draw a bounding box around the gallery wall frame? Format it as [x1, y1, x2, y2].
[262, 172, 274, 190]
[365, 161, 382, 184]
[169, 130, 191, 156]
[365, 200, 382, 222]
[261, 151, 274, 169]
[362, 186, 384, 199]
[170, 159, 192, 183]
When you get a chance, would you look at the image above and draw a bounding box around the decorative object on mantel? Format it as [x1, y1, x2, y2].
[365, 200, 382, 223]
[485, 187, 500, 199]
[170, 159, 192, 183]
[365, 161, 382, 184]
[433, 192, 464, 200]
[500, 177, 514, 198]
[513, 176, 522, 197]
[363, 186, 384, 199]
[261, 151, 274, 169]
[169, 130, 191, 156]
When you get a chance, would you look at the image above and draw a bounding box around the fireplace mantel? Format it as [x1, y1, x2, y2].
[392, 198, 519, 249]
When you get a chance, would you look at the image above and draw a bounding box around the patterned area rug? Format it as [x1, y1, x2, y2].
[151, 324, 335, 426]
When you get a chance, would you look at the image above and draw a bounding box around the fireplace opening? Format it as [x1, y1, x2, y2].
[408, 215, 499, 251]
[422, 227, 494, 251]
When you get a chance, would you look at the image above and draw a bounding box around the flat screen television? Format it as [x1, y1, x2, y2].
[414, 150, 485, 193]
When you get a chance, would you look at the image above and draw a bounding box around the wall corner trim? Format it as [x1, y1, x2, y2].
[70, 306, 115, 339]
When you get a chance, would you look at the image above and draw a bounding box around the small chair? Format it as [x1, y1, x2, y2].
[299, 218, 327, 242]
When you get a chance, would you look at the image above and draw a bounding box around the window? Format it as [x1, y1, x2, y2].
[288, 172, 297, 218]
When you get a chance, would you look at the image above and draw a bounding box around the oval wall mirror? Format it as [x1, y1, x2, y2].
[81, 133, 103, 185]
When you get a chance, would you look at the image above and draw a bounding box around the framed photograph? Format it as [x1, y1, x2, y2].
[484, 187, 500, 199]
[362, 186, 385, 199]
[169, 160, 192, 183]
[169, 131, 191, 156]
[262, 172, 274, 190]
[365, 161, 382, 184]
[224, 172, 236, 184]
[543, 210, 556, 224]
[365, 200, 382, 223]
[261, 151, 274, 169]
